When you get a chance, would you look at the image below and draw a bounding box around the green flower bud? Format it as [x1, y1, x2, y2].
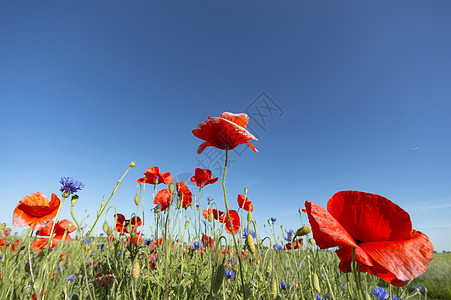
[134, 195, 140, 206]
[295, 225, 312, 237]
[129, 161, 136, 168]
[208, 211, 214, 222]
[102, 221, 109, 234]
[131, 260, 140, 280]
[0, 223, 6, 231]
[246, 234, 256, 255]
[71, 195, 79, 206]
[247, 212, 253, 222]
[211, 264, 225, 294]
[168, 183, 175, 194]
[313, 273, 321, 293]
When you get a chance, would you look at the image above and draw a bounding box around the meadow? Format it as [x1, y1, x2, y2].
[0, 112, 442, 299]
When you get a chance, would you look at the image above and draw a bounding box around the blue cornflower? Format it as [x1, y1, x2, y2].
[225, 270, 235, 279]
[193, 241, 201, 250]
[270, 217, 277, 223]
[59, 177, 84, 195]
[0, 254, 2, 259]
[144, 238, 152, 246]
[97, 244, 104, 250]
[273, 244, 283, 251]
[66, 275, 76, 283]
[243, 228, 256, 240]
[412, 286, 423, 292]
[392, 297, 400, 300]
[285, 229, 294, 242]
[372, 286, 389, 300]
[316, 296, 325, 300]
[83, 237, 92, 244]
[152, 203, 162, 212]
[321, 274, 326, 281]
[99, 233, 104, 237]
[281, 282, 290, 290]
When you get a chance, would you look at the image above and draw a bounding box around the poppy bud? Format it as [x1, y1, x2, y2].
[62, 191, 70, 199]
[298, 207, 303, 214]
[265, 262, 272, 277]
[131, 260, 140, 280]
[267, 219, 272, 226]
[295, 225, 312, 237]
[185, 221, 189, 228]
[102, 222, 109, 234]
[208, 211, 214, 222]
[177, 199, 182, 209]
[126, 223, 133, 233]
[244, 188, 248, 196]
[247, 212, 253, 222]
[0, 223, 6, 231]
[168, 183, 174, 194]
[190, 201, 194, 209]
[71, 195, 79, 206]
[312, 273, 320, 293]
[271, 278, 278, 296]
[211, 264, 225, 294]
[208, 196, 212, 204]
[134, 195, 140, 206]
[365, 293, 372, 300]
[25, 228, 31, 236]
[246, 234, 256, 255]
[129, 161, 136, 168]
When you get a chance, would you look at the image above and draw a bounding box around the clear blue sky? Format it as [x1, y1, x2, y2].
[1, 1, 450, 251]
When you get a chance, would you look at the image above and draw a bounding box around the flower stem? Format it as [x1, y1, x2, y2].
[352, 247, 364, 300]
[222, 149, 246, 295]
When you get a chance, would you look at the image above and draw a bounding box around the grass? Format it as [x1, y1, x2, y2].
[0, 163, 445, 299]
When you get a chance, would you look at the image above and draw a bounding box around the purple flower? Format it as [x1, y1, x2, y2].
[66, 275, 76, 283]
[60, 177, 84, 194]
[372, 286, 389, 300]
[225, 270, 235, 279]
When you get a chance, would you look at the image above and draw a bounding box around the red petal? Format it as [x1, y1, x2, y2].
[360, 230, 433, 283]
[219, 112, 249, 128]
[327, 191, 412, 242]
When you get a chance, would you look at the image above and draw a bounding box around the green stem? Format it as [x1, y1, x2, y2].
[352, 247, 364, 300]
[222, 149, 246, 296]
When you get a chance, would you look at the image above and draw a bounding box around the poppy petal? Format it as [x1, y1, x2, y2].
[360, 230, 433, 283]
[197, 142, 212, 154]
[219, 112, 249, 128]
[327, 191, 412, 243]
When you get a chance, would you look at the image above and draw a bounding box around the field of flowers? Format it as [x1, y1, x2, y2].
[0, 112, 440, 300]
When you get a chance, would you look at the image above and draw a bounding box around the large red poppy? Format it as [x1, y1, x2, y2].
[219, 209, 241, 235]
[202, 209, 224, 221]
[13, 192, 61, 230]
[38, 219, 77, 241]
[305, 191, 433, 287]
[192, 112, 258, 154]
[190, 168, 219, 188]
[114, 214, 142, 234]
[176, 182, 193, 208]
[30, 238, 58, 253]
[154, 189, 172, 211]
[237, 194, 254, 212]
[137, 167, 174, 185]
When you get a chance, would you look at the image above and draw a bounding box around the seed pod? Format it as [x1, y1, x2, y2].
[247, 212, 253, 222]
[246, 234, 256, 255]
[131, 260, 140, 280]
[313, 273, 321, 293]
[134, 195, 140, 206]
[71, 195, 79, 206]
[208, 211, 214, 222]
[295, 225, 312, 237]
[211, 264, 225, 294]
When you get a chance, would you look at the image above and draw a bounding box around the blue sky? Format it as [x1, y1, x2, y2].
[1, 1, 450, 251]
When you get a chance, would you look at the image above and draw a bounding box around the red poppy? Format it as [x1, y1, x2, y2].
[38, 219, 77, 241]
[3, 228, 11, 236]
[137, 167, 174, 185]
[219, 209, 241, 235]
[190, 168, 219, 188]
[176, 182, 193, 208]
[202, 234, 214, 249]
[154, 189, 172, 211]
[192, 112, 258, 154]
[30, 238, 58, 253]
[127, 231, 143, 246]
[202, 209, 224, 221]
[284, 238, 303, 250]
[305, 191, 433, 287]
[13, 192, 61, 230]
[237, 194, 254, 212]
[114, 214, 142, 234]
